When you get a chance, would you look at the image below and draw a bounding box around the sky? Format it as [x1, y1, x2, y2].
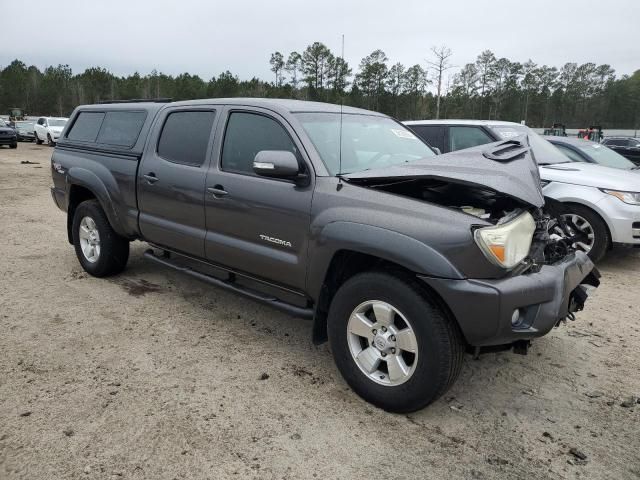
[3, 0, 639, 83]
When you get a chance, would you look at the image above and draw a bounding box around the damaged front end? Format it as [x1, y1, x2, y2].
[345, 138, 601, 354]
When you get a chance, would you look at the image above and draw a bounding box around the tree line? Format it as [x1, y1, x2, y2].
[1, 42, 639, 128]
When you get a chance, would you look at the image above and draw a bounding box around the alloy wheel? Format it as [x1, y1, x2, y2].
[79, 216, 101, 263]
[347, 300, 418, 386]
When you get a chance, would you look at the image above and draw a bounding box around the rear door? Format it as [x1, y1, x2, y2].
[137, 106, 218, 257]
[203, 107, 314, 290]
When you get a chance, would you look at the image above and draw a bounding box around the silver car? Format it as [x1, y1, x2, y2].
[405, 119, 640, 261]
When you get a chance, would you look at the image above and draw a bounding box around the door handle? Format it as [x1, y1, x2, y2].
[207, 186, 228, 198]
[143, 173, 159, 184]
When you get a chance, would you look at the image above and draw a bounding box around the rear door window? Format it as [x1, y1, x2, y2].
[448, 126, 494, 151]
[96, 111, 147, 147]
[67, 112, 105, 142]
[157, 110, 216, 166]
[408, 125, 445, 152]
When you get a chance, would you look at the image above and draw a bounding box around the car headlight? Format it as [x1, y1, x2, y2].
[602, 189, 640, 205]
[474, 212, 536, 269]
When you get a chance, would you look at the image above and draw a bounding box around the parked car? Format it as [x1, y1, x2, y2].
[405, 119, 640, 262]
[50, 99, 599, 412]
[601, 136, 640, 164]
[15, 121, 36, 142]
[34, 117, 68, 146]
[548, 136, 638, 170]
[0, 118, 17, 148]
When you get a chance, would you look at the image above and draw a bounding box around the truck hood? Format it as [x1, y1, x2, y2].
[540, 162, 640, 191]
[344, 138, 545, 208]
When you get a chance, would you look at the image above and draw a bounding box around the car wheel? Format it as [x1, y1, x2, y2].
[328, 271, 464, 413]
[47, 133, 55, 147]
[34, 132, 43, 145]
[72, 200, 130, 277]
[559, 204, 609, 262]
[10, 143, 17, 149]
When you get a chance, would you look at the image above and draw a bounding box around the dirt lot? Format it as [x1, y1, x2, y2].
[0, 144, 639, 480]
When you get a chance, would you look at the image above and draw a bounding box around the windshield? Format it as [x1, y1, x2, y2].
[488, 124, 569, 165]
[578, 142, 635, 169]
[295, 113, 435, 175]
[48, 118, 68, 127]
[0, 119, 8, 127]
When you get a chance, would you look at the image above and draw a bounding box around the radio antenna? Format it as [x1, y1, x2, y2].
[338, 33, 345, 184]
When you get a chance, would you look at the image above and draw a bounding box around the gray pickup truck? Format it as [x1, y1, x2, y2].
[50, 98, 599, 412]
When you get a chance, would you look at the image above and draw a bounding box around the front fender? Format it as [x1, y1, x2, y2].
[306, 221, 464, 301]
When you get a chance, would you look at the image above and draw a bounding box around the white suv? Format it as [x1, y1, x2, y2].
[404, 119, 640, 262]
[34, 117, 68, 146]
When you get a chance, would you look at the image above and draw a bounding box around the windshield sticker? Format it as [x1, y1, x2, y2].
[391, 129, 417, 139]
[498, 130, 520, 138]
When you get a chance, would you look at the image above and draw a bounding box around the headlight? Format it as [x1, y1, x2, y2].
[474, 212, 536, 269]
[602, 189, 640, 205]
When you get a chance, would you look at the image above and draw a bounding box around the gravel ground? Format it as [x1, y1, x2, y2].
[1, 144, 639, 480]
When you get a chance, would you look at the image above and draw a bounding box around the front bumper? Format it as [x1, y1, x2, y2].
[17, 133, 35, 141]
[0, 135, 17, 145]
[420, 251, 599, 347]
[595, 194, 640, 245]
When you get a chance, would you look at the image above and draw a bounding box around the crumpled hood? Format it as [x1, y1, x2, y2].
[540, 162, 640, 191]
[345, 138, 545, 207]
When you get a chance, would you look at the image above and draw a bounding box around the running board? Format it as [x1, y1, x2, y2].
[143, 249, 314, 319]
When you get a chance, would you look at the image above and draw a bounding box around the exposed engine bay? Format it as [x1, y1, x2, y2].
[360, 177, 585, 273]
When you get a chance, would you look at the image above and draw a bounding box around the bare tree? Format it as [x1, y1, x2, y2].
[426, 45, 454, 119]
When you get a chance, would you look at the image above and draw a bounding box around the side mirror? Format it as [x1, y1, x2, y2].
[432, 147, 442, 155]
[253, 150, 300, 179]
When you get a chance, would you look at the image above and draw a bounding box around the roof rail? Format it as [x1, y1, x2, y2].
[95, 98, 173, 104]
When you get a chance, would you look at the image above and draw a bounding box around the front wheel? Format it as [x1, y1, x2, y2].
[72, 200, 130, 277]
[328, 271, 464, 413]
[10, 143, 17, 149]
[34, 132, 43, 145]
[47, 133, 55, 147]
[559, 204, 609, 262]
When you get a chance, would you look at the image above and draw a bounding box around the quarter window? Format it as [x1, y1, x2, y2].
[221, 112, 298, 175]
[157, 111, 215, 166]
[67, 112, 105, 142]
[448, 126, 494, 151]
[97, 111, 147, 147]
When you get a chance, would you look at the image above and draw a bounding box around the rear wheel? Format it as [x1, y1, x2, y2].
[47, 133, 55, 147]
[10, 143, 17, 149]
[34, 132, 43, 145]
[72, 200, 129, 277]
[328, 271, 464, 412]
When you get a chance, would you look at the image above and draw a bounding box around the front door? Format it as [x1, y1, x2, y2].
[204, 108, 314, 290]
[138, 107, 217, 257]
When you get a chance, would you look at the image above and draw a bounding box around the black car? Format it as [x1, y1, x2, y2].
[547, 136, 639, 170]
[15, 121, 36, 142]
[601, 137, 640, 164]
[0, 119, 17, 148]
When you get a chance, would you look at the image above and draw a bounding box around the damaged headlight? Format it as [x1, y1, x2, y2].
[602, 189, 640, 206]
[474, 212, 536, 269]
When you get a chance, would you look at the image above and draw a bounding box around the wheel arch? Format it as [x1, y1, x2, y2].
[559, 200, 613, 249]
[310, 249, 464, 346]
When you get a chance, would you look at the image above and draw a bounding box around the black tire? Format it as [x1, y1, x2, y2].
[35, 132, 43, 145]
[327, 271, 464, 413]
[72, 200, 129, 277]
[47, 133, 55, 147]
[10, 143, 17, 149]
[563, 204, 609, 263]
